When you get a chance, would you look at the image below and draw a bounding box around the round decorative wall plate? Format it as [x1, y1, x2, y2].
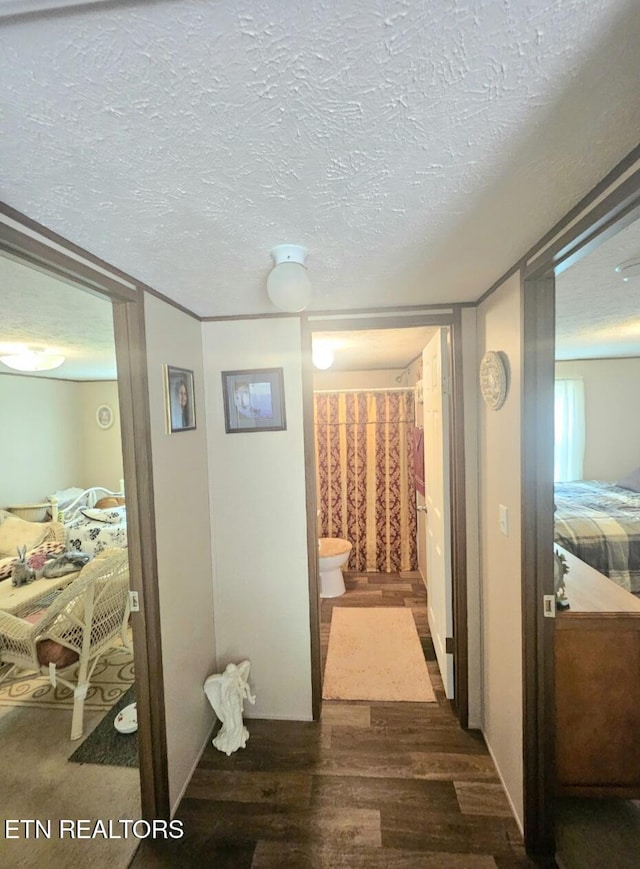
[96, 404, 114, 429]
[479, 351, 507, 410]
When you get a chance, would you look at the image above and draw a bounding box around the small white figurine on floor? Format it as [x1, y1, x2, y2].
[204, 660, 256, 756]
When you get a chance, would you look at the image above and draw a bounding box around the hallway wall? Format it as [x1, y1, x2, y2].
[144, 293, 216, 812]
[477, 274, 524, 827]
[203, 317, 312, 721]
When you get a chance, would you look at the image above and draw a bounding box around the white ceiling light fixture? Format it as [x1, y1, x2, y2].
[0, 346, 65, 372]
[312, 343, 334, 370]
[266, 244, 312, 312]
[614, 259, 640, 282]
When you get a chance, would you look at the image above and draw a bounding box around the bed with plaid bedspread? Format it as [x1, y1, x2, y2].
[554, 480, 640, 594]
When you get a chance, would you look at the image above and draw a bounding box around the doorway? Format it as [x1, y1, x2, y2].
[0, 207, 169, 831]
[302, 310, 469, 724]
[521, 167, 640, 860]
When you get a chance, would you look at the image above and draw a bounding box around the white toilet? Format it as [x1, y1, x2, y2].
[318, 537, 352, 598]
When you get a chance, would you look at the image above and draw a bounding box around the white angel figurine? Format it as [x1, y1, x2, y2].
[203, 660, 256, 755]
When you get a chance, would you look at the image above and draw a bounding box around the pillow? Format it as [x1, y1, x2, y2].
[94, 496, 125, 509]
[618, 466, 640, 493]
[80, 508, 122, 524]
[0, 516, 49, 558]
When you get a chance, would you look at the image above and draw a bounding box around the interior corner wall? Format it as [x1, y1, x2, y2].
[202, 317, 312, 721]
[79, 380, 124, 491]
[0, 374, 84, 505]
[555, 357, 640, 481]
[143, 293, 216, 813]
[477, 273, 524, 827]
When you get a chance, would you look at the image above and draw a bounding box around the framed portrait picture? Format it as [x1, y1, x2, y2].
[222, 368, 286, 433]
[96, 404, 114, 429]
[164, 365, 196, 433]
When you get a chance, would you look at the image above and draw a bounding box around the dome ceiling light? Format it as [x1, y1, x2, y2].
[0, 346, 65, 372]
[266, 244, 312, 312]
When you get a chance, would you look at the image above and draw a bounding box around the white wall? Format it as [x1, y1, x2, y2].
[144, 293, 216, 813]
[0, 373, 85, 505]
[477, 273, 524, 827]
[80, 381, 124, 492]
[203, 317, 312, 721]
[555, 358, 640, 481]
[313, 368, 404, 390]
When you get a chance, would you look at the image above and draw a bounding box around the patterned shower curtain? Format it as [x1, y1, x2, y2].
[314, 390, 418, 573]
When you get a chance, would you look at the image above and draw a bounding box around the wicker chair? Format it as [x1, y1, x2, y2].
[0, 548, 131, 740]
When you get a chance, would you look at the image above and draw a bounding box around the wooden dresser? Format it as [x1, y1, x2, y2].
[554, 546, 640, 797]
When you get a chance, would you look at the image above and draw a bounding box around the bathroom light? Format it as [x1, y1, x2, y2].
[312, 344, 334, 370]
[0, 347, 65, 372]
[614, 259, 640, 282]
[266, 244, 312, 312]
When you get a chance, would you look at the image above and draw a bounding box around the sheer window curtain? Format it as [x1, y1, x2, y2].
[554, 378, 585, 482]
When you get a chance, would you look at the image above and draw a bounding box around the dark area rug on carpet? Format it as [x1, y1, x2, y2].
[69, 685, 138, 768]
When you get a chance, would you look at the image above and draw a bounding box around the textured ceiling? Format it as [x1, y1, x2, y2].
[556, 218, 640, 360]
[0, 254, 116, 379]
[1, 0, 640, 322]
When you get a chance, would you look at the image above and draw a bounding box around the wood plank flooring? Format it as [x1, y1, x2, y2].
[131, 571, 537, 868]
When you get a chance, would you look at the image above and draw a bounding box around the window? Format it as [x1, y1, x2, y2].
[554, 378, 585, 482]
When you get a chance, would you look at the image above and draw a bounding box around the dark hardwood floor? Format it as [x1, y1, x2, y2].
[131, 571, 536, 868]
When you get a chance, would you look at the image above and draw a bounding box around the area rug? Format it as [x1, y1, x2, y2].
[0, 645, 134, 712]
[69, 685, 138, 768]
[322, 607, 436, 702]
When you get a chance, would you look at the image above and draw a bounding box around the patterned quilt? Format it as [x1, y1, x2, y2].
[64, 506, 127, 559]
[554, 481, 640, 594]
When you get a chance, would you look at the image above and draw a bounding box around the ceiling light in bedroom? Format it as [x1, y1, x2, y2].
[0, 347, 65, 372]
[614, 259, 640, 282]
[266, 244, 312, 312]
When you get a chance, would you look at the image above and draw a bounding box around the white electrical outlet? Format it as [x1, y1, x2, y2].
[499, 504, 509, 536]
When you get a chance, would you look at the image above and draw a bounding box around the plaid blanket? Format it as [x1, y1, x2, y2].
[554, 481, 640, 594]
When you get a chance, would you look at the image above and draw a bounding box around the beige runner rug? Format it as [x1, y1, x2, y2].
[323, 607, 436, 702]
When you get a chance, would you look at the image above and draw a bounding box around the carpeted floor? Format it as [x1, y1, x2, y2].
[322, 606, 436, 702]
[69, 685, 138, 768]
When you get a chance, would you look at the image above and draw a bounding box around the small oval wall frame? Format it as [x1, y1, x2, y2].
[96, 404, 114, 429]
[479, 351, 508, 410]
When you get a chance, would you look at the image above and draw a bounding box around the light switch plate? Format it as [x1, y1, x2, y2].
[499, 504, 509, 536]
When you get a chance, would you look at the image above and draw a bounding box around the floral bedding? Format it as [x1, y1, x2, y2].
[64, 506, 127, 558]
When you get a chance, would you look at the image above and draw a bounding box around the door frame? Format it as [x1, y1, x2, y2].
[0, 204, 170, 819]
[521, 166, 640, 857]
[301, 308, 469, 727]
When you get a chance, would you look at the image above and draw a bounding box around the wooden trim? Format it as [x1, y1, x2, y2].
[113, 295, 170, 819]
[1, 202, 200, 320]
[1, 209, 169, 821]
[0, 224, 137, 303]
[449, 309, 468, 728]
[520, 162, 640, 860]
[526, 168, 640, 277]
[521, 270, 556, 858]
[478, 143, 640, 306]
[303, 311, 469, 731]
[300, 318, 322, 721]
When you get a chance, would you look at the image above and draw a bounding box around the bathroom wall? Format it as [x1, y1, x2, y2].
[313, 368, 404, 390]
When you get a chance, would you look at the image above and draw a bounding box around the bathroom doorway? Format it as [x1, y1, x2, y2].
[301, 310, 469, 723]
